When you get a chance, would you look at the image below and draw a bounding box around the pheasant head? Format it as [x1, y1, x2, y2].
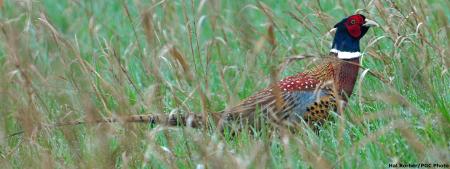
[330, 14, 379, 59]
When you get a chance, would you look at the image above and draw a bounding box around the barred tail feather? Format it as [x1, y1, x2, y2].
[57, 113, 207, 127]
[9, 113, 209, 138]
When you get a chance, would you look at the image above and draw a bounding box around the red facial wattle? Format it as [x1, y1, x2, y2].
[344, 15, 365, 38]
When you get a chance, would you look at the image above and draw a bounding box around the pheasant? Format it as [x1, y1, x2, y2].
[10, 14, 379, 136]
[213, 14, 379, 130]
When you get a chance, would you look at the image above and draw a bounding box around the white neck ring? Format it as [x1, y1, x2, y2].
[330, 48, 361, 59]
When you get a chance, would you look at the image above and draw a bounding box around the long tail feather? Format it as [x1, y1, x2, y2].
[8, 113, 209, 138]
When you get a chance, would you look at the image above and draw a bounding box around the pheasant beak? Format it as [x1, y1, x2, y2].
[363, 18, 379, 27]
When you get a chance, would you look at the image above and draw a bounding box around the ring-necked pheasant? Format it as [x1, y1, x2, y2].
[10, 14, 379, 136]
[213, 14, 379, 130]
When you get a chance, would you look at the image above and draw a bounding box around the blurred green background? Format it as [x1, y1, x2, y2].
[0, 0, 448, 168]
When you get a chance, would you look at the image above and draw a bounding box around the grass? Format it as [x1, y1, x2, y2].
[0, 0, 449, 168]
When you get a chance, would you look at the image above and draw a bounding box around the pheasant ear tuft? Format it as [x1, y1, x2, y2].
[328, 28, 337, 36]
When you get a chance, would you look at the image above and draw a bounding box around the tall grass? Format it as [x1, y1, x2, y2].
[0, 0, 448, 168]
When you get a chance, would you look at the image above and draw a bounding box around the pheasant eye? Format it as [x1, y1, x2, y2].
[350, 19, 356, 25]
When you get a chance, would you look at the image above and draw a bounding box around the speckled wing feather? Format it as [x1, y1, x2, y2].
[220, 62, 338, 128]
